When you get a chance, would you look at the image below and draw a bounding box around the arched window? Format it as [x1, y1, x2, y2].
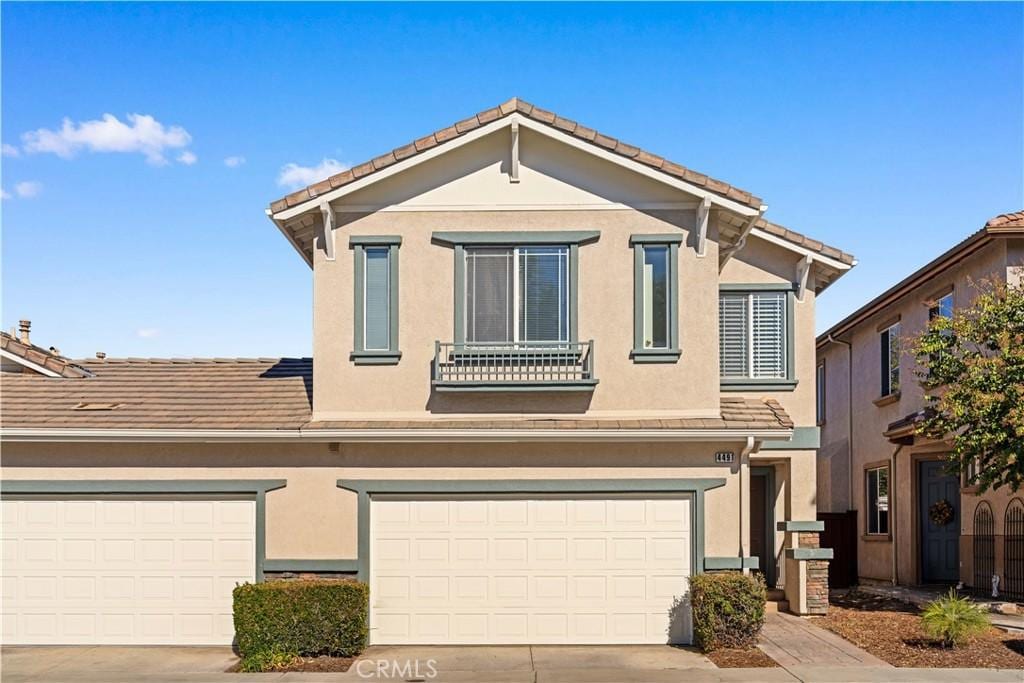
[973, 502, 995, 596]
[1004, 498, 1024, 600]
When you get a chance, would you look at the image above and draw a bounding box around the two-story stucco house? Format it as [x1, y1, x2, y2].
[817, 211, 1024, 597]
[1, 99, 854, 647]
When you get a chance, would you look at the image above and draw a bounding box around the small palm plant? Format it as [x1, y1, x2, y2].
[920, 589, 990, 648]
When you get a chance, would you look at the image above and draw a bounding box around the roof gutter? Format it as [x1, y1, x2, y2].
[1, 427, 793, 444]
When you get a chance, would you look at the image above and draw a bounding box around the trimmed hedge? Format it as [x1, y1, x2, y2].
[233, 579, 369, 659]
[690, 571, 766, 652]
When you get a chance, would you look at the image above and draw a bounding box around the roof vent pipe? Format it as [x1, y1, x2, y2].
[18, 320, 30, 344]
[95, 352, 107, 360]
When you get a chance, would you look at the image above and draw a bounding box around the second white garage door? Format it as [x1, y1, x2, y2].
[370, 494, 692, 645]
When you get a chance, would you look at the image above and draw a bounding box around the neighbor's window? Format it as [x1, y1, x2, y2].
[880, 322, 901, 396]
[464, 246, 569, 344]
[816, 360, 826, 425]
[866, 465, 890, 535]
[929, 292, 954, 321]
[350, 236, 401, 364]
[719, 291, 788, 380]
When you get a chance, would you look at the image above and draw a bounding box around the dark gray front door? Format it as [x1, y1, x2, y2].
[919, 460, 960, 583]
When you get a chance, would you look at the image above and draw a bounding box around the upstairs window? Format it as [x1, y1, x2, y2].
[880, 322, 901, 397]
[929, 291, 954, 321]
[464, 246, 569, 344]
[719, 288, 792, 387]
[350, 236, 401, 364]
[630, 234, 681, 362]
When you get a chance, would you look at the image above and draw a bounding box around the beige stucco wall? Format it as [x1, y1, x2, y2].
[3, 440, 758, 561]
[310, 126, 818, 435]
[817, 238, 1014, 584]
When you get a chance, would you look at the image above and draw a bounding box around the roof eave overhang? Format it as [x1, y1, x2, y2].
[1, 427, 793, 443]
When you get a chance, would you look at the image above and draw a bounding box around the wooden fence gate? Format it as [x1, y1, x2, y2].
[818, 510, 857, 588]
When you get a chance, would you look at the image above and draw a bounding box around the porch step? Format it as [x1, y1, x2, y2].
[766, 599, 790, 613]
[767, 589, 786, 601]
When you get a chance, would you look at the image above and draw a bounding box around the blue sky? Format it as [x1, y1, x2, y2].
[3, 2, 1021, 358]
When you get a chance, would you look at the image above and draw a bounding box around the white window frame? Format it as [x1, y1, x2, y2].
[866, 465, 890, 535]
[880, 322, 901, 397]
[719, 287, 794, 388]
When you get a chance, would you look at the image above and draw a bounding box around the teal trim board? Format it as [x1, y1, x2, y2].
[1, 479, 286, 581]
[760, 427, 820, 450]
[432, 230, 600, 246]
[337, 478, 726, 583]
[704, 556, 761, 570]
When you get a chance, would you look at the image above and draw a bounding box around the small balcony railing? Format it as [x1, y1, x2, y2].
[432, 340, 597, 392]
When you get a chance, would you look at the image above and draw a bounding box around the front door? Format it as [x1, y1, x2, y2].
[750, 474, 768, 583]
[919, 460, 960, 583]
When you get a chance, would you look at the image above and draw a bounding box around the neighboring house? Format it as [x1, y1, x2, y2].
[1, 98, 854, 647]
[817, 211, 1024, 597]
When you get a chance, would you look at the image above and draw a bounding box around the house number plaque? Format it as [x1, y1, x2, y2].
[715, 451, 735, 464]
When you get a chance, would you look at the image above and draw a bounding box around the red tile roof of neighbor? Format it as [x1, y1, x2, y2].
[816, 209, 1024, 344]
[268, 97, 854, 268]
[0, 356, 792, 432]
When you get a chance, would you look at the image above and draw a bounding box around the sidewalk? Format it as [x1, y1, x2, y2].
[4, 644, 1022, 683]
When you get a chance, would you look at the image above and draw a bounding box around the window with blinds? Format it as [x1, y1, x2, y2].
[363, 247, 391, 350]
[465, 246, 569, 344]
[719, 291, 787, 379]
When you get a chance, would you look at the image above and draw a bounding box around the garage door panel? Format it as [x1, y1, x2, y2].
[370, 495, 692, 645]
[1, 498, 255, 645]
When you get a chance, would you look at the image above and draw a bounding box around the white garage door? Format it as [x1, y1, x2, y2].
[1, 497, 256, 645]
[370, 494, 692, 645]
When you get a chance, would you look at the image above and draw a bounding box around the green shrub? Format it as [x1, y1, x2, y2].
[238, 648, 300, 673]
[233, 579, 369, 659]
[689, 571, 766, 652]
[920, 589, 990, 648]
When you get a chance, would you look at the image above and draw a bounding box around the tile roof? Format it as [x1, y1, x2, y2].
[1, 357, 312, 430]
[269, 97, 764, 215]
[717, 213, 856, 267]
[0, 358, 792, 433]
[0, 331, 92, 379]
[986, 210, 1024, 229]
[817, 209, 1024, 344]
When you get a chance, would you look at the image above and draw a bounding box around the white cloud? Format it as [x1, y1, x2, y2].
[176, 150, 197, 166]
[277, 158, 348, 189]
[2, 143, 19, 157]
[14, 181, 42, 198]
[223, 155, 245, 168]
[1, 188, 10, 200]
[22, 113, 192, 166]
[136, 328, 160, 339]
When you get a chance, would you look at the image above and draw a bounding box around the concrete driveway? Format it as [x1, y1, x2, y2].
[1, 644, 728, 682]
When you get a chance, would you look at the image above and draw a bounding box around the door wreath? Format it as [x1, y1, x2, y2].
[929, 499, 955, 526]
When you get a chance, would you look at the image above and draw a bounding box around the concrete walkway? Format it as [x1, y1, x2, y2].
[4, 644, 1022, 682]
[758, 612, 891, 668]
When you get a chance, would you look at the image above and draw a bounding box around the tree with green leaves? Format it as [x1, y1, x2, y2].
[912, 279, 1024, 492]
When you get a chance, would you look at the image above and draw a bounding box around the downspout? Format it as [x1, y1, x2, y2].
[825, 333, 855, 510]
[891, 444, 903, 585]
